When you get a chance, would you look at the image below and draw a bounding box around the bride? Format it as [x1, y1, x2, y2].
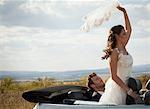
[99, 5, 140, 105]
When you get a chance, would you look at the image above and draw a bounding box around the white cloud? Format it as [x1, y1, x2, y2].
[137, 19, 150, 32]
[129, 38, 150, 66]
[19, 0, 65, 18]
[0, 0, 149, 71]
[0, 0, 5, 5]
[0, 25, 107, 46]
[19, 0, 107, 18]
[0, 25, 149, 71]
[146, 3, 150, 11]
[0, 25, 108, 71]
[125, 3, 150, 13]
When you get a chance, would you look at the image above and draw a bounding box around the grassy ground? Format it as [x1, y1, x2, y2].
[0, 91, 35, 109]
[0, 76, 87, 109]
[0, 74, 149, 109]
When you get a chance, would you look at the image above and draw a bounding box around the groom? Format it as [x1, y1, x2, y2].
[85, 72, 105, 101]
[67, 72, 105, 101]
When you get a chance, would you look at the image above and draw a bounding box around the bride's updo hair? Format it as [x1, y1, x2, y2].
[101, 25, 124, 60]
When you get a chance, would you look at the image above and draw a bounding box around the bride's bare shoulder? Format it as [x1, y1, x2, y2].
[110, 48, 119, 60]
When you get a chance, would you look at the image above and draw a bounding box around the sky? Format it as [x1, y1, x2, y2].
[0, 0, 150, 71]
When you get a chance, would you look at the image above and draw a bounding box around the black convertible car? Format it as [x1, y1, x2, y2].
[22, 78, 150, 109]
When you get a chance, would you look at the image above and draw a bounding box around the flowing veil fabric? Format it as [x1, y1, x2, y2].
[80, 0, 120, 32]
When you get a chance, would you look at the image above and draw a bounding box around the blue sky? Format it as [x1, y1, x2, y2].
[0, 0, 150, 71]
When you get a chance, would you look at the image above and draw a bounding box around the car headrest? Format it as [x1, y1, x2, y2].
[144, 90, 150, 105]
[128, 77, 142, 93]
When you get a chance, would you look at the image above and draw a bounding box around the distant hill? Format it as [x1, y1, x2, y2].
[0, 64, 149, 81]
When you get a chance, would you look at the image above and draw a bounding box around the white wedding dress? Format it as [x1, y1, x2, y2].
[99, 48, 133, 105]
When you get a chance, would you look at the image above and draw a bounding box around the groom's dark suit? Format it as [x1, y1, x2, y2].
[67, 88, 102, 101]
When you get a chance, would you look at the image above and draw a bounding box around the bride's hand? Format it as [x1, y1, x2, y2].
[130, 91, 137, 98]
[130, 92, 141, 103]
[117, 5, 126, 13]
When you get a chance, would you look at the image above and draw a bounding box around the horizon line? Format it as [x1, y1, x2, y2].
[0, 64, 149, 72]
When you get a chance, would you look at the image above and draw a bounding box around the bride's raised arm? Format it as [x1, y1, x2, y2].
[117, 6, 132, 46]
